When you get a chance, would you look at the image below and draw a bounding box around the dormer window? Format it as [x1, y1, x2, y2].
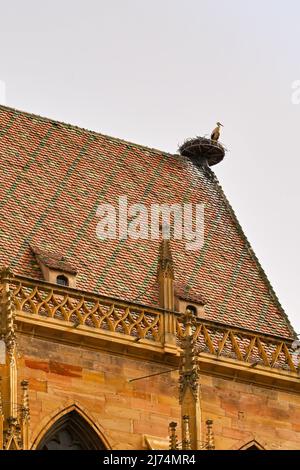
[178, 300, 204, 317]
[30, 244, 77, 288]
[56, 274, 69, 286]
[186, 305, 197, 316]
[174, 286, 206, 318]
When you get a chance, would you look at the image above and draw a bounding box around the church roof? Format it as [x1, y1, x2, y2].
[30, 244, 78, 274]
[0, 105, 295, 339]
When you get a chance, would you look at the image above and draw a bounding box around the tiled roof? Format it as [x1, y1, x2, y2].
[0, 105, 295, 339]
[174, 283, 206, 306]
[30, 244, 78, 274]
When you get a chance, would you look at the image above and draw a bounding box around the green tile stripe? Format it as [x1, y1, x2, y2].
[94, 154, 169, 290]
[184, 207, 225, 294]
[132, 259, 159, 302]
[255, 302, 270, 331]
[0, 127, 54, 210]
[66, 145, 132, 257]
[133, 163, 204, 301]
[10, 134, 97, 267]
[0, 110, 18, 139]
[218, 246, 248, 318]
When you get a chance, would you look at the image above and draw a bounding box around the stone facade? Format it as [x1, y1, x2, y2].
[13, 334, 300, 450]
[200, 375, 300, 450]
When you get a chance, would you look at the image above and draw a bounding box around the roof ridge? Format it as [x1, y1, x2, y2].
[0, 104, 174, 158]
[206, 165, 296, 338]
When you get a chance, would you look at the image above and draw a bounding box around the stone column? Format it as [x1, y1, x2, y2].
[179, 308, 202, 450]
[0, 267, 17, 421]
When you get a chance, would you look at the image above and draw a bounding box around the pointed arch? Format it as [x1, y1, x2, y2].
[31, 403, 111, 450]
[239, 440, 265, 450]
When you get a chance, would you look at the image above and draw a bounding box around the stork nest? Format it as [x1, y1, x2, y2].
[178, 136, 226, 167]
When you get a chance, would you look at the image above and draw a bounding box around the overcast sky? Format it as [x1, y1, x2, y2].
[0, 0, 299, 333]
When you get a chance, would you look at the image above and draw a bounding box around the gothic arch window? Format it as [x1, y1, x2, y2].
[239, 440, 265, 450]
[37, 411, 106, 450]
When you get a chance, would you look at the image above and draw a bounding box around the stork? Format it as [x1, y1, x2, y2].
[210, 122, 223, 142]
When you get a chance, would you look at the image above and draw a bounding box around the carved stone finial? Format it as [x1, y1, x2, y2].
[206, 419, 215, 450]
[157, 234, 175, 310]
[179, 308, 199, 404]
[184, 307, 195, 336]
[182, 415, 191, 450]
[157, 238, 174, 280]
[20, 380, 30, 423]
[169, 421, 178, 450]
[0, 266, 14, 281]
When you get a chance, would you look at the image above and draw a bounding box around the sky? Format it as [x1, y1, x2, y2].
[0, 0, 299, 333]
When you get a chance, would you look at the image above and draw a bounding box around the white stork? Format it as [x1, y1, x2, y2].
[211, 122, 223, 142]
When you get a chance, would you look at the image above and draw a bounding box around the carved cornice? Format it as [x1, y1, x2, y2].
[0, 274, 299, 389]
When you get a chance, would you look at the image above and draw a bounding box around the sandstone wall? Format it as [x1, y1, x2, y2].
[200, 374, 300, 450]
[16, 334, 300, 450]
